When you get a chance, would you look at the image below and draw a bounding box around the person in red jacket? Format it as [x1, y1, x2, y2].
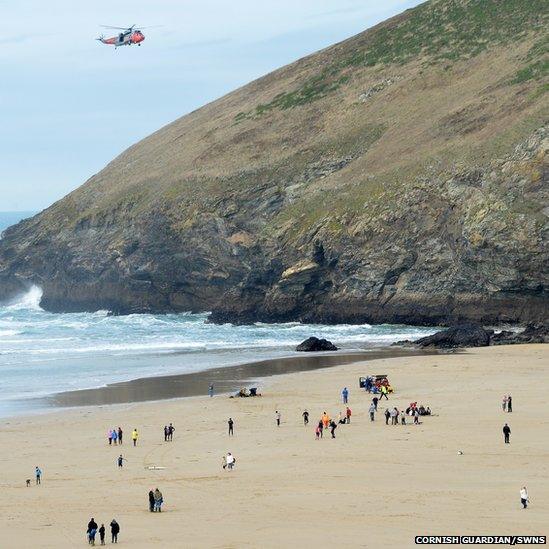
[346, 407, 352, 424]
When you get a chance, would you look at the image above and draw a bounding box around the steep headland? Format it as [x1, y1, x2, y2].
[0, 0, 547, 325]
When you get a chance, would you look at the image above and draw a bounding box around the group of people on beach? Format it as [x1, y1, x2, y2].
[148, 489, 164, 512]
[502, 395, 513, 413]
[106, 427, 139, 446]
[86, 518, 119, 545]
[163, 423, 175, 441]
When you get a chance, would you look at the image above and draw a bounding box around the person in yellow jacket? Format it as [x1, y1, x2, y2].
[131, 428, 139, 447]
[380, 385, 389, 400]
[322, 412, 330, 429]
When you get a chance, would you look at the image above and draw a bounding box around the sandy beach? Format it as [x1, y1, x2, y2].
[1, 344, 547, 548]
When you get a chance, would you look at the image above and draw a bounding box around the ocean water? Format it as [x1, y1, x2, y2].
[0, 286, 437, 416]
[0, 211, 36, 233]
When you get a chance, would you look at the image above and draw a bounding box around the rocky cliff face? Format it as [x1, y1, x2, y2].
[1, 0, 548, 325]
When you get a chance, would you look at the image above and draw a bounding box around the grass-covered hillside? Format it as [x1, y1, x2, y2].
[0, 0, 547, 325]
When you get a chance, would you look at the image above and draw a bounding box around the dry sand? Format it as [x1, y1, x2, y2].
[1, 344, 547, 548]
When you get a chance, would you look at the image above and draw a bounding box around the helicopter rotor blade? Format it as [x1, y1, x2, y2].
[135, 25, 163, 30]
[100, 25, 132, 30]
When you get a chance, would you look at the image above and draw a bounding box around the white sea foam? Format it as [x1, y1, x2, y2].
[6, 285, 43, 311]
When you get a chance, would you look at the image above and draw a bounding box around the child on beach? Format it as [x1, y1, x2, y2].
[99, 524, 105, 546]
[117, 455, 126, 468]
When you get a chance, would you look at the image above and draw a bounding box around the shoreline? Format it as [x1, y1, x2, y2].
[47, 346, 435, 409]
[0, 344, 547, 548]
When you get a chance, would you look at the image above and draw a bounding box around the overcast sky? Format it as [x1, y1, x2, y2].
[1, 0, 421, 212]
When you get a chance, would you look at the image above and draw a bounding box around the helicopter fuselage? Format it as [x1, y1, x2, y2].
[98, 30, 145, 48]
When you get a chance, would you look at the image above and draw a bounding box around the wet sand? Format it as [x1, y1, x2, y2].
[49, 347, 433, 408]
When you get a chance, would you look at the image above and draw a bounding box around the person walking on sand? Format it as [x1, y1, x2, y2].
[117, 427, 123, 445]
[342, 387, 349, 404]
[110, 519, 120, 543]
[154, 489, 163, 512]
[503, 423, 511, 443]
[414, 408, 420, 424]
[275, 411, 281, 426]
[302, 410, 309, 426]
[117, 455, 127, 468]
[372, 396, 379, 411]
[99, 524, 105, 546]
[380, 385, 389, 400]
[87, 518, 98, 546]
[384, 408, 390, 425]
[228, 417, 234, 436]
[209, 383, 214, 397]
[149, 489, 155, 512]
[35, 466, 42, 485]
[168, 423, 175, 441]
[329, 420, 337, 439]
[502, 395, 508, 412]
[132, 428, 138, 447]
[346, 406, 352, 424]
[507, 395, 512, 413]
[369, 402, 376, 421]
[520, 486, 529, 509]
[317, 420, 324, 438]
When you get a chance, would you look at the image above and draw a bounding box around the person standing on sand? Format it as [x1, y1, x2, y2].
[414, 408, 420, 424]
[87, 518, 98, 546]
[117, 455, 127, 468]
[164, 425, 169, 442]
[99, 524, 105, 546]
[342, 387, 349, 404]
[317, 420, 323, 438]
[372, 396, 379, 411]
[154, 488, 163, 511]
[520, 486, 529, 509]
[380, 385, 389, 400]
[132, 428, 139, 447]
[384, 408, 390, 425]
[507, 395, 513, 413]
[149, 490, 155, 512]
[303, 410, 309, 426]
[168, 423, 175, 441]
[369, 403, 376, 421]
[108, 429, 113, 445]
[112, 428, 118, 445]
[346, 406, 352, 424]
[35, 466, 42, 485]
[401, 411, 406, 425]
[275, 411, 281, 426]
[226, 453, 236, 471]
[502, 395, 508, 412]
[110, 519, 120, 543]
[117, 427, 123, 445]
[209, 383, 214, 397]
[228, 417, 234, 436]
[322, 412, 330, 430]
[315, 425, 321, 439]
[503, 423, 511, 443]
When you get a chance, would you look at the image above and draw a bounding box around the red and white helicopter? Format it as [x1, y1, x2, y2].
[96, 25, 156, 48]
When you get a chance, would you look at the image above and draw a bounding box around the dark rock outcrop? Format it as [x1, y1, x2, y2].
[491, 324, 549, 345]
[411, 323, 492, 348]
[296, 337, 338, 352]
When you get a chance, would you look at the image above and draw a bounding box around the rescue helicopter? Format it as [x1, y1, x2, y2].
[96, 25, 156, 48]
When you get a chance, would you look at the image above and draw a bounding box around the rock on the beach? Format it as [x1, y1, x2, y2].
[296, 337, 338, 352]
[491, 324, 549, 345]
[413, 323, 492, 348]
